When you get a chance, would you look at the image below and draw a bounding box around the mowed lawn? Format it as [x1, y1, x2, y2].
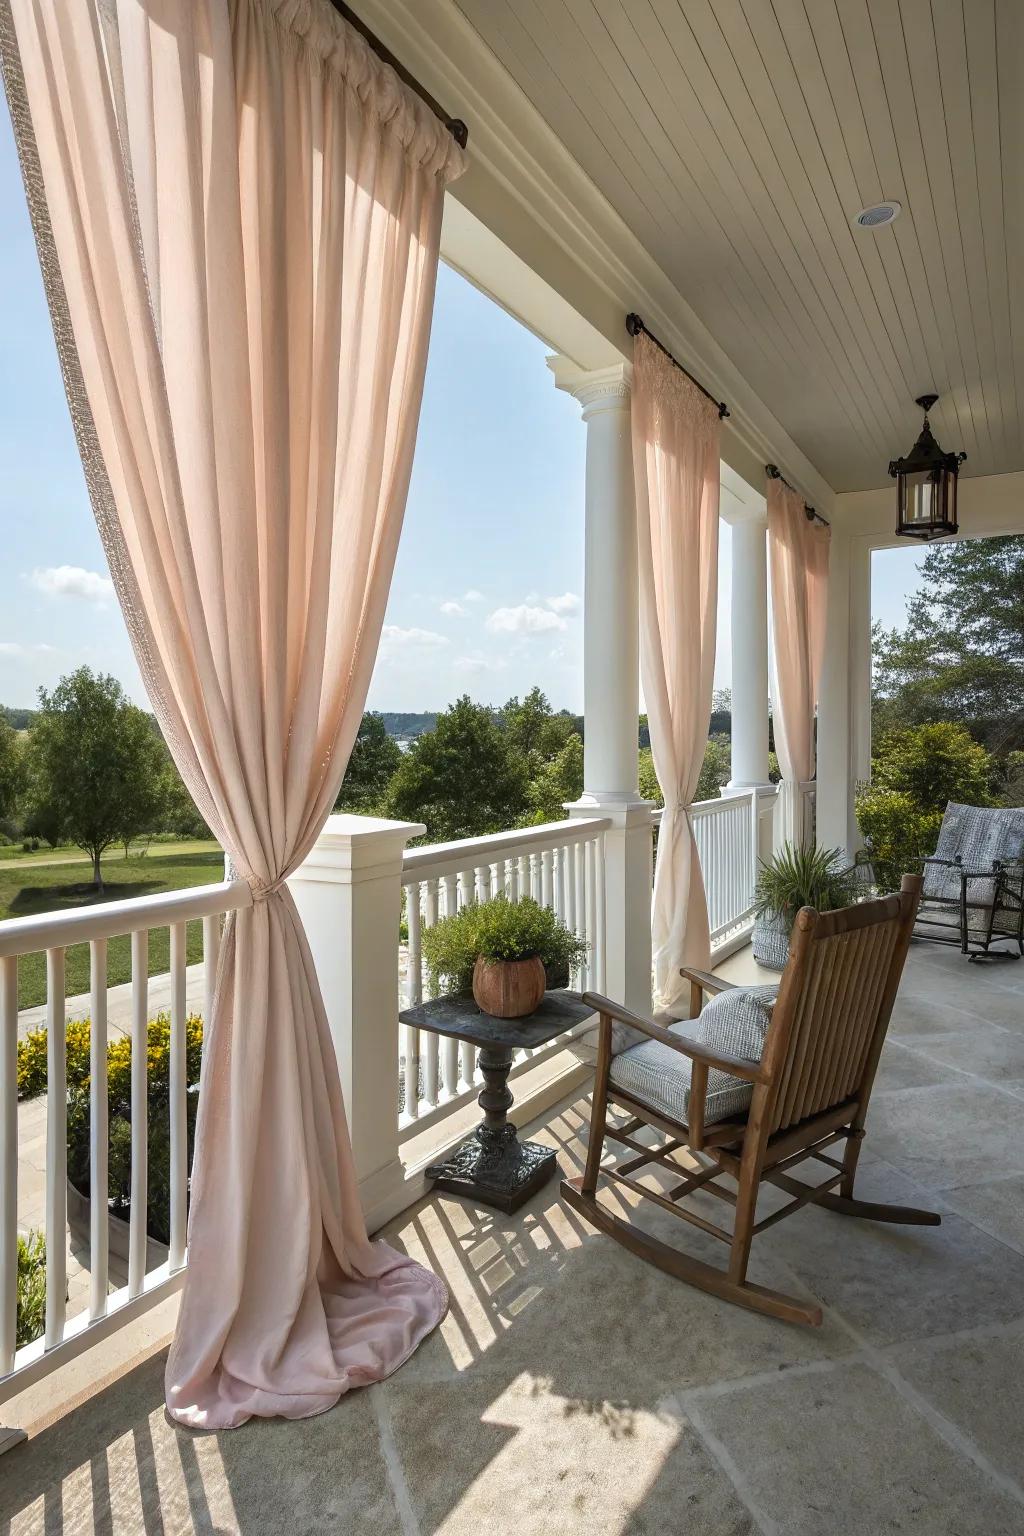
[1, 843, 224, 1009]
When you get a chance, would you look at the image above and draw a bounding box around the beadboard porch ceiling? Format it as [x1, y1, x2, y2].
[453, 0, 1024, 493]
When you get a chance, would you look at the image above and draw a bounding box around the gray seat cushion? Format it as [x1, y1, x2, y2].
[608, 985, 778, 1127]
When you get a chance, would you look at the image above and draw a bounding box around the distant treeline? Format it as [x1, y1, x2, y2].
[2, 708, 37, 731]
[4, 703, 733, 743]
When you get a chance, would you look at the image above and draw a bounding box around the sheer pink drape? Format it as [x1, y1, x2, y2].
[4, 0, 464, 1427]
[632, 332, 721, 1017]
[768, 477, 830, 846]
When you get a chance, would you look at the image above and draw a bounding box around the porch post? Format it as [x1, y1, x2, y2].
[727, 511, 770, 790]
[816, 528, 867, 857]
[549, 356, 653, 1017]
[287, 813, 425, 1232]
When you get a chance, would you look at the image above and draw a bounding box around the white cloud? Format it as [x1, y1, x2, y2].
[463, 589, 485, 603]
[0, 641, 57, 656]
[440, 600, 467, 617]
[379, 625, 449, 655]
[486, 604, 567, 636]
[546, 591, 581, 615]
[454, 651, 508, 674]
[29, 565, 114, 602]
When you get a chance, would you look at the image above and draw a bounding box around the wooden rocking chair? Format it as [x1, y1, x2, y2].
[562, 873, 940, 1326]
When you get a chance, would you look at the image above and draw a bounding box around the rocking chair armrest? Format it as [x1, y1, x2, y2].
[581, 991, 769, 1084]
[679, 966, 738, 999]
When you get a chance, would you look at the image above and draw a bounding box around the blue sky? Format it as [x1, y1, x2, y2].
[0, 104, 923, 716]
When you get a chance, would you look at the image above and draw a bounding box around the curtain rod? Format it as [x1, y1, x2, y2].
[327, 2, 468, 148]
[625, 313, 730, 419]
[765, 464, 829, 527]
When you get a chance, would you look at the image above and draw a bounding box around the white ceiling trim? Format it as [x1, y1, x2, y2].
[353, 0, 834, 512]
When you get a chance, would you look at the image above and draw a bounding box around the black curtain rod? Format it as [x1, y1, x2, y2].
[765, 463, 829, 527]
[626, 313, 730, 419]
[328, 1, 468, 148]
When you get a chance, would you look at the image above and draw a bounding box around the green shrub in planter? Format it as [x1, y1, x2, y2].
[17, 1230, 46, 1349]
[421, 895, 588, 996]
[753, 842, 859, 970]
[19, 1012, 204, 1246]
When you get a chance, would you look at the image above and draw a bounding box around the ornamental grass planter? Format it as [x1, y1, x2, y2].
[472, 954, 547, 1018]
[751, 909, 792, 972]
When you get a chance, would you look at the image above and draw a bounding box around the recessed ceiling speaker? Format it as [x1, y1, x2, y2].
[853, 201, 902, 229]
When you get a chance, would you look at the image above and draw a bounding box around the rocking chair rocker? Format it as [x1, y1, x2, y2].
[562, 873, 939, 1326]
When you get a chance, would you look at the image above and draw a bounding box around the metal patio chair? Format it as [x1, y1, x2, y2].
[915, 801, 1024, 959]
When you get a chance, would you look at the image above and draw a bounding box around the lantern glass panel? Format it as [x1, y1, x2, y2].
[903, 469, 936, 529]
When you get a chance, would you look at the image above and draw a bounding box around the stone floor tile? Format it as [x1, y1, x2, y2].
[384, 1369, 755, 1536]
[694, 1360, 1024, 1535]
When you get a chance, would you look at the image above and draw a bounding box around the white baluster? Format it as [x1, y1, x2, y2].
[596, 834, 607, 992]
[423, 882, 439, 1108]
[458, 869, 474, 1087]
[476, 864, 492, 902]
[89, 938, 109, 1318]
[574, 840, 586, 979]
[441, 874, 460, 1097]
[0, 955, 17, 1371]
[564, 841, 577, 933]
[508, 856, 520, 901]
[169, 922, 188, 1272]
[518, 854, 530, 900]
[585, 839, 597, 991]
[404, 884, 422, 1119]
[202, 911, 221, 1066]
[45, 947, 67, 1345]
[128, 932, 149, 1299]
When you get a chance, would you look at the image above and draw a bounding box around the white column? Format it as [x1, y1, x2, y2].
[817, 529, 870, 856]
[728, 512, 770, 789]
[549, 356, 653, 1017]
[288, 814, 424, 1232]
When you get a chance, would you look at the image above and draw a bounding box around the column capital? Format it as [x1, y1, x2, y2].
[547, 356, 632, 418]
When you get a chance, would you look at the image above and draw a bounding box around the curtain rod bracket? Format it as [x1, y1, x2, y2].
[766, 464, 829, 528]
[330, 3, 468, 149]
[626, 313, 729, 419]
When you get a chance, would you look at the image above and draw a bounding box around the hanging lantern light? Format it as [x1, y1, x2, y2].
[889, 394, 966, 541]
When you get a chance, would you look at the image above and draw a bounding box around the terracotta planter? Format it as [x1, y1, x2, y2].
[472, 954, 546, 1018]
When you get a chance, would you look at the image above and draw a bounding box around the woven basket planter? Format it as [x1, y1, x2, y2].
[752, 909, 792, 972]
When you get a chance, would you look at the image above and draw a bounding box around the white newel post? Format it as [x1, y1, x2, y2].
[288, 814, 425, 1232]
[722, 508, 777, 865]
[549, 356, 654, 1017]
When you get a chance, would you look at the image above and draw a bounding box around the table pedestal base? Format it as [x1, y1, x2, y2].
[426, 1125, 557, 1214]
[425, 1042, 557, 1213]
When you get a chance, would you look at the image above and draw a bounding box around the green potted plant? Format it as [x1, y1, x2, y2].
[753, 842, 859, 970]
[421, 895, 588, 1018]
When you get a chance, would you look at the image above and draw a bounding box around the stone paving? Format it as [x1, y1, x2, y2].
[3, 938, 1024, 1534]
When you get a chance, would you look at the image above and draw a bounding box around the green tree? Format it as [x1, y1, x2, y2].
[501, 688, 578, 761]
[335, 712, 403, 814]
[387, 696, 529, 841]
[870, 721, 995, 814]
[0, 711, 25, 829]
[873, 535, 1024, 753]
[159, 754, 212, 840]
[638, 734, 731, 808]
[526, 732, 584, 822]
[855, 721, 997, 892]
[25, 668, 166, 889]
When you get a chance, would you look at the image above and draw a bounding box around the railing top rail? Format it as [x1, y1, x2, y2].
[652, 790, 760, 828]
[0, 878, 251, 960]
[402, 816, 612, 880]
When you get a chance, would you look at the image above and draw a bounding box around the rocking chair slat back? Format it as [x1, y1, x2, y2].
[763, 888, 914, 1136]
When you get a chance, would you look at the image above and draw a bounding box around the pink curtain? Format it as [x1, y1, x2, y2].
[632, 332, 721, 1017]
[767, 476, 830, 846]
[3, 0, 464, 1427]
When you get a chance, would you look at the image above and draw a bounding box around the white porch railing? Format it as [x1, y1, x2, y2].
[652, 787, 761, 949]
[398, 816, 609, 1141]
[0, 879, 250, 1405]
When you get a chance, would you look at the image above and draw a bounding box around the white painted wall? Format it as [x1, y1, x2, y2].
[818, 471, 1024, 856]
